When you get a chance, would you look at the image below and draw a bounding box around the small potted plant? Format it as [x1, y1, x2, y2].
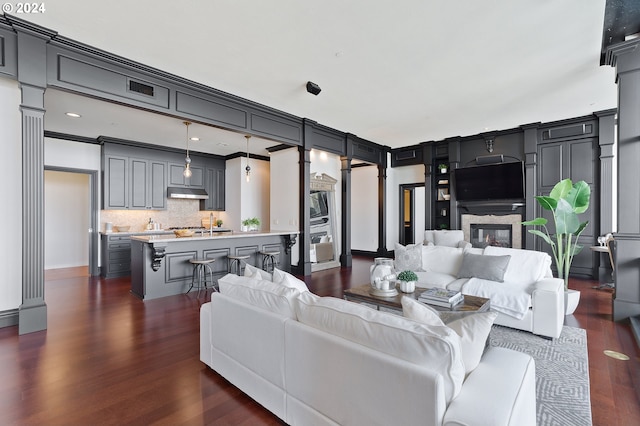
[248, 217, 260, 231]
[438, 163, 448, 174]
[216, 219, 223, 228]
[397, 270, 418, 293]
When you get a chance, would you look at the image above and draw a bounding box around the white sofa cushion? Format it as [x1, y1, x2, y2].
[244, 263, 273, 281]
[463, 277, 532, 320]
[457, 252, 511, 282]
[484, 246, 551, 286]
[402, 297, 498, 375]
[295, 292, 465, 402]
[218, 273, 300, 319]
[421, 245, 465, 276]
[424, 229, 465, 247]
[394, 242, 423, 272]
[273, 268, 309, 293]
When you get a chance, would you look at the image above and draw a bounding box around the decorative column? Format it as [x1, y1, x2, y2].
[605, 39, 640, 321]
[12, 20, 55, 334]
[595, 109, 617, 280]
[340, 152, 352, 267]
[521, 123, 540, 251]
[297, 124, 312, 276]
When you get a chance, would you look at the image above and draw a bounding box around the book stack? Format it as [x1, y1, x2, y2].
[418, 288, 464, 308]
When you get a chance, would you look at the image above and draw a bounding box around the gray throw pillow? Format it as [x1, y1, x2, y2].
[394, 243, 423, 272]
[457, 252, 511, 282]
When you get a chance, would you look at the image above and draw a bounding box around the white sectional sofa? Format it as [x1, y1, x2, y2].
[395, 241, 564, 339]
[200, 271, 537, 426]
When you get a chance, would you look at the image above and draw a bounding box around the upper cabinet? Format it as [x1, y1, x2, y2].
[102, 142, 225, 211]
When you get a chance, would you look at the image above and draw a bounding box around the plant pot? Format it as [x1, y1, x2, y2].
[399, 280, 416, 293]
[564, 289, 580, 315]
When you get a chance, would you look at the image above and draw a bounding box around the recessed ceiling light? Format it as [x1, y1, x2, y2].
[65, 112, 82, 118]
[190, 137, 200, 141]
[217, 142, 229, 147]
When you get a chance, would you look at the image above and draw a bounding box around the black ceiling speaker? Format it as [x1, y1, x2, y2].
[306, 81, 321, 95]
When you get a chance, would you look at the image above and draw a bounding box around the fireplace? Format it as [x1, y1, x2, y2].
[461, 214, 522, 249]
[470, 224, 512, 248]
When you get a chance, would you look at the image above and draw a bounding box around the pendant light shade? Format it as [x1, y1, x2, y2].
[183, 121, 192, 178]
[245, 135, 251, 183]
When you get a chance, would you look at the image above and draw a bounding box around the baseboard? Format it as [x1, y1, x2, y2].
[350, 250, 378, 258]
[630, 315, 640, 348]
[0, 308, 19, 329]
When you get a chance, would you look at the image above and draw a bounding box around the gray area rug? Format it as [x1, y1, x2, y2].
[489, 325, 592, 426]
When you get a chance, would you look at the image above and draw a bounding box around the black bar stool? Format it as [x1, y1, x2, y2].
[187, 258, 216, 295]
[259, 250, 280, 273]
[228, 254, 250, 275]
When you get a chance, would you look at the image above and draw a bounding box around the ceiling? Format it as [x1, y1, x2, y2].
[19, 0, 620, 155]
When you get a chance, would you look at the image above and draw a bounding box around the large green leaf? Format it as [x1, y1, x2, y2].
[575, 221, 589, 236]
[549, 179, 572, 201]
[535, 196, 557, 211]
[569, 243, 584, 256]
[521, 217, 547, 226]
[565, 181, 591, 214]
[528, 229, 554, 246]
[555, 198, 580, 234]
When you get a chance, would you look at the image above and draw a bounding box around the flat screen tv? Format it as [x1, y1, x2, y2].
[453, 162, 525, 202]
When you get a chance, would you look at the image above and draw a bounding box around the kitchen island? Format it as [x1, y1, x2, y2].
[130, 230, 299, 300]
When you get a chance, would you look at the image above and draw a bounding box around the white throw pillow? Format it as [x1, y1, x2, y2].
[295, 294, 465, 402]
[402, 296, 498, 375]
[273, 267, 309, 293]
[394, 243, 423, 272]
[244, 263, 273, 281]
[446, 312, 498, 374]
[421, 245, 465, 276]
[434, 230, 465, 247]
[218, 273, 299, 318]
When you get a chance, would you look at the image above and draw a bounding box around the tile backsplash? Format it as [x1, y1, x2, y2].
[101, 199, 227, 232]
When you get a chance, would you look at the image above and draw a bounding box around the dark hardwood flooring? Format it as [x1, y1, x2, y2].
[0, 257, 638, 425]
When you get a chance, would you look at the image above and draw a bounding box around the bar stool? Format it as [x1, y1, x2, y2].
[187, 258, 216, 294]
[228, 254, 250, 275]
[259, 250, 280, 273]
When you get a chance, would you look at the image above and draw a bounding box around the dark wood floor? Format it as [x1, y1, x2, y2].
[1, 257, 638, 425]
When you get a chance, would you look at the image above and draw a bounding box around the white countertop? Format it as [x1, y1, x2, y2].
[101, 228, 232, 236]
[130, 230, 299, 243]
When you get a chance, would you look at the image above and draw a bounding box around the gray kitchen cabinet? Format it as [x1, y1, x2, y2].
[200, 167, 226, 211]
[168, 162, 204, 188]
[104, 155, 166, 210]
[101, 234, 132, 278]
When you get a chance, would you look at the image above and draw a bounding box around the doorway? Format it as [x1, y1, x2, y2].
[399, 184, 425, 245]
[44, 167, 99, 276]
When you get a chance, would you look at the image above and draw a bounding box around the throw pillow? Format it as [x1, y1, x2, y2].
[433, 230, 465, 247]
[273, 267, 309, 292]
[244, 263, 273, 281]
[394, 242, 423, 272]
[401, 296, 444, 327]
[457, 252, 511, 282]
[218, 273, 300, 318]
[446, 312, 498, 374]
[402, 296, 498, 375]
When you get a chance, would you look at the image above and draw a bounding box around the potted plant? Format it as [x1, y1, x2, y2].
[521, 178, 590, 315]
[216, 219, 223, 228]
[242, 217, 260, 231]
[397, 270, 418, 293]
[438, 163, 448, 174]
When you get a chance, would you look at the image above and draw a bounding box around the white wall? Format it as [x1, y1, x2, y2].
[226, 156, 270, 231]
[0, 78, 22, 311]
[351, 165, 379, 251]
[386, 156, 425, 249]
[270, 148, 300, 265]
[44, 171, 90, 269]
[310, 149, 342, 259]
[414, 187, 426, 243]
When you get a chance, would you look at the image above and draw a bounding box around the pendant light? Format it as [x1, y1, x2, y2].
[245, 135, 251, 182]
[183, 121, 192, 178]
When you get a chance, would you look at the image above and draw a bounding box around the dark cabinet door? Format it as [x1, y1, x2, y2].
[130, 158, 148, 209]
[149, 161, 167, 209]
[104, 155, 128, 209]
[200, 167, 226, 211]
[169, 162, 204, 188]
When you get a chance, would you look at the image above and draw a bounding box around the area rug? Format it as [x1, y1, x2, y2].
[489, 325, 592, 426]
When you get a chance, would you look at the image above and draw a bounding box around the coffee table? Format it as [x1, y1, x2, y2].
[343, 284, 490, 313]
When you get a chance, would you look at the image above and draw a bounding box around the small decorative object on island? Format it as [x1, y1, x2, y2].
[397, 270, 417, 293]
[521, 178, 590, 315]
[369, 258, 398, 296]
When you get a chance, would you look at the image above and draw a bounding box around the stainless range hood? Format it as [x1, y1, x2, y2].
[167, 186, 209, 200]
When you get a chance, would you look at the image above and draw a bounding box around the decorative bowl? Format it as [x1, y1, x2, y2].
[114, 225, 131, 232]
[173, 229, 195, 238]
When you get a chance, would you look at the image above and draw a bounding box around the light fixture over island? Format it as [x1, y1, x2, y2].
[130, 231, 299, 300]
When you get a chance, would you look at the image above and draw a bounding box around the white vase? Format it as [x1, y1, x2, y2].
[399, 280, 416, 293]
[564, 289, 580, 315]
